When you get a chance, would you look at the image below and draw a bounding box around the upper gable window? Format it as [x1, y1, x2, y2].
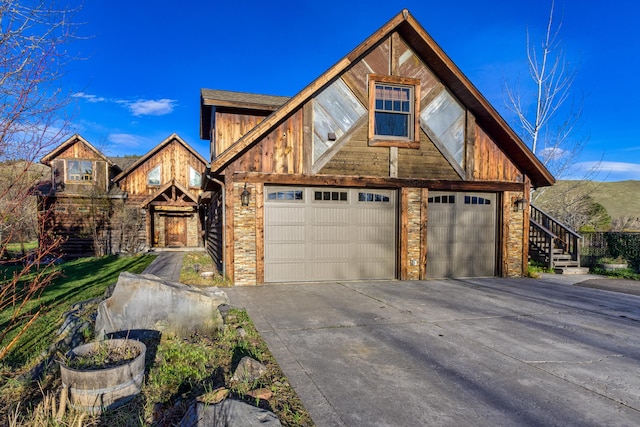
[67, 160, 93, 182]
[368, 74, 420, 148]
[148, 165, 161, 186]
[189, 166, 202, 188]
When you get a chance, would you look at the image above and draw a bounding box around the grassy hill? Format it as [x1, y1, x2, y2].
[536, 180, 640, 221]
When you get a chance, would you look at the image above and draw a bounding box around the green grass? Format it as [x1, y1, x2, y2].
[180, 251, 231, 287]
[3, 241, 38, 257]
[0, 254, 156, 370]
[1, 255, 313, 426]
[537, 180, 640, 224]
[590, 266, 640, 280]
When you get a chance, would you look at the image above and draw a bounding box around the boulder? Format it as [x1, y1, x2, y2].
[95, 272, 228, 339]
[231, 356, 267, 384]
[180, 400, 281, 427]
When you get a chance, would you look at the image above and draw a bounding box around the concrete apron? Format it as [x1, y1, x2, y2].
[226, 277, 640, 427]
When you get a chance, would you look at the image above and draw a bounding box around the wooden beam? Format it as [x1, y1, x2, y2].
[234, 172, 527, 192]
[224, 172, 235, 283]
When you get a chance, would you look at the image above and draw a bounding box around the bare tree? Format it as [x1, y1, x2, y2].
[0, 0, 80, 360]
[504, 0, 595, 183]
[504, 1, 605, 229]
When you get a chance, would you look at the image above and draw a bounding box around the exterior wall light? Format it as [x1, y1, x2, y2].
[514, 198, 528, 212]
[240, 183, 251, 206]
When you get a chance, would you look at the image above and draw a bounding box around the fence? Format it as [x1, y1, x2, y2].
[580, 232, 640, 270]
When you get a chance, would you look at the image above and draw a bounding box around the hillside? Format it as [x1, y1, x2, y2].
[535, 180, 640, 221]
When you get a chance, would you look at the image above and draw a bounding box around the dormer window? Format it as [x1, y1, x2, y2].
[67, 160, 93, 182]
[368, 74, 420, 148]
[148, 165, 161, 186]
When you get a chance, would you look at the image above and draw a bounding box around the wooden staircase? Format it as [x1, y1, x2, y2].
[529, 205, 588, 274]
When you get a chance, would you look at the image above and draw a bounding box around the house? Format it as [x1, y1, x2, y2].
[39, 133, 207, 256]
[200, 9, 555, 286]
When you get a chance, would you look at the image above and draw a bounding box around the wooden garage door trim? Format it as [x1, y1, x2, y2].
[264, 186, 397, 282]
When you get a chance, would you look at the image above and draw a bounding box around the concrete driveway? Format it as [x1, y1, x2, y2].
[226, 276, 640, 426]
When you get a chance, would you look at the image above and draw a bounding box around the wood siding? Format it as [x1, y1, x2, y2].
[214, 111, 270, 156]
[228, 110, 305, 175]
[118, 139, 206, 199]
[472, 125, 522, 182]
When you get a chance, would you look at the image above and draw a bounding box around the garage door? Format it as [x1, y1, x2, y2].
[427, 192, 497, 278]
[264, 187, 396, 282]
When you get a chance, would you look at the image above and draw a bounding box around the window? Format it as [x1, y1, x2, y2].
[267, 190, 304, 201]
[358, 192, 390, 203]
[148, 165, 160, 186]
[66, 160, 93, 182]
[428, 195, 456, 204]
[314, 191, 348, 202]
[189, 166, 202, 187]
[464, 195, 491, 205]
[368, 74, 420, 148]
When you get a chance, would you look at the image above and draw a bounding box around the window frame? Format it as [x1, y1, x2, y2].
[189, 166, 202, 188]
[65, 159, 94, 183]
[367, 74, 421, 148]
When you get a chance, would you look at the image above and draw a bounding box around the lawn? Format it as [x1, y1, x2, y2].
[0, 254, 313, 426]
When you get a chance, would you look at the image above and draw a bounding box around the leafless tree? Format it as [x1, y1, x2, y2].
[0, 0, 80, 360]
[504, 1, 604, 229]
[505, 0, 583, 174]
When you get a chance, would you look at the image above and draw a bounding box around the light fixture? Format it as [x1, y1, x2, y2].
[240, 183, 250, 206]
[514, 197, 528, 212]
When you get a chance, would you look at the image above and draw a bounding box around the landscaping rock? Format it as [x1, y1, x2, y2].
[180, 399, 281, 427]
[94, 272, 228, 339]
[231, 356, 267, 384]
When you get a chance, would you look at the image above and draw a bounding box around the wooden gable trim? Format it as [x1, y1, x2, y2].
[139, 180, 199, 208]
[208, 9, 554, 188]
[113, 133, 207, 183]
[41, 134, 112, 166]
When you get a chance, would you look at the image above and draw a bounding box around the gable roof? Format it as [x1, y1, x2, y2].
[200, 89, 290, 140]
[113, 133, 208, 182]
[40, 134, 113, 166]
[206, 9, 554, 188]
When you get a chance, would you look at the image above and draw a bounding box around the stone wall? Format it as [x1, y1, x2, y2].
[504, 191, 525, 277]
[233, 182, 257, 286]
[187, 214, 199, 247]
[406, 188, 422, 280]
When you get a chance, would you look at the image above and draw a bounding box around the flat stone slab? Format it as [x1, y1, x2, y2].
[180, 399, 281, 427]
[95, 272, 228, 338]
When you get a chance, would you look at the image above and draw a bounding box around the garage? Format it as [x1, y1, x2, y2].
[264, 186, 397, 282]
[427, 191, 497, 278]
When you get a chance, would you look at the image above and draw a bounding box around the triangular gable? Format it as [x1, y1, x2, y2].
[139, 179, 198, 208]
[113, 133, 207, 183]
[41, 134, 113, 166]
[208, 9, 554, 188]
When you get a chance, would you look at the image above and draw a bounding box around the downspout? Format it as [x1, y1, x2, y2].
[211, 177, 226, 278]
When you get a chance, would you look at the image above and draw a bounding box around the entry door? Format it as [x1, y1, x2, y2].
[427, 192, 497, 278]
[165, 216, 187, 247]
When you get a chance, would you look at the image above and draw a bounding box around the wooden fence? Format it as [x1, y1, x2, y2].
[580, 232, 640, 270]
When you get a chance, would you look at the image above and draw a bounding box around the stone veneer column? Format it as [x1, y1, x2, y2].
[504, 191, 525, 277]
[406, 188, 422, 280]
[233, 182, 257, 286]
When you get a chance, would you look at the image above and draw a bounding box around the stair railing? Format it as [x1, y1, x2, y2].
[529, 205, 582, 269]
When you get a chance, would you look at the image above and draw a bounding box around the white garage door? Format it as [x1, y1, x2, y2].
[427, 192, 497, 278]
[264, 187, 396, 282]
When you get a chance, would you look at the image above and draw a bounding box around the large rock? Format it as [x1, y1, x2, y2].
[180, 400, 282, 427]
[95, 272, 228, 339]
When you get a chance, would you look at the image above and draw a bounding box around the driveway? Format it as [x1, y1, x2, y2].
[226, 276, 640, 426]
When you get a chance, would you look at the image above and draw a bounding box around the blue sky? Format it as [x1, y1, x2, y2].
[65, 0, 640, 181]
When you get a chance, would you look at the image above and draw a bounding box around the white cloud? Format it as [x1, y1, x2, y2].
[72, 92, 106, 103]
[126, 99, 176, 116]
[539, 147, 570, 161]
[573, 161, 640, 181]
[107, 133, 143, 147]
[73, 92, 177, 117]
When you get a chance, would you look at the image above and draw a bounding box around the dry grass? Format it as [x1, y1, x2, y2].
[179, 251, 231, 287]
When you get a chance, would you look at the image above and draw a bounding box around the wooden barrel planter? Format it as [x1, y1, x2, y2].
[59, 338, 146, 413]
